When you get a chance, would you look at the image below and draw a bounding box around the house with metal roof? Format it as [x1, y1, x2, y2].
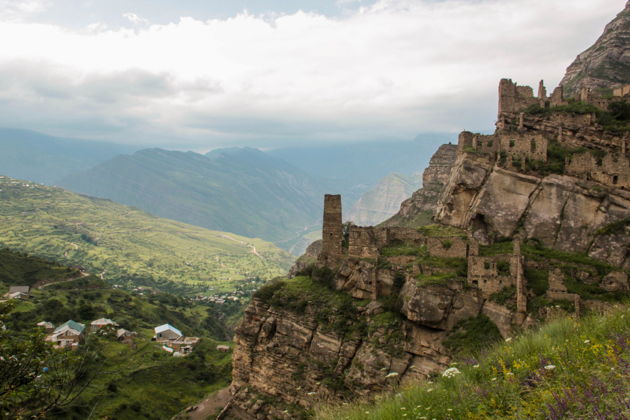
[154, 324, 183, 342]
[90, 318, 119, 330]
[46, 320, 85, 349]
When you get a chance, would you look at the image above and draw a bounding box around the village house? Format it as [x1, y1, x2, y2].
[4, 285, 30, 300]
[154, 323, 199, 354]
[90, 318, 119, 331]
[154, 323, 183, 342]
[46, 320, 85, 349]
[36, 321, 55, 333]
[116, 328, 136, 344]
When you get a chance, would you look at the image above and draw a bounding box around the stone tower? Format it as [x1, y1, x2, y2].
[322, 194, 343, 256]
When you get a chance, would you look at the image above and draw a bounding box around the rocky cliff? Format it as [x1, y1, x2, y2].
[221, 6, 630, 419]
[381, 144, 457, 228]
[560, 1, 630, 97]
[347, 173, 422, 226]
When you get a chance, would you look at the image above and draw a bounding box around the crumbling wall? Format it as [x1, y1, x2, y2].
[498, 133, 548, 164]
[566, 151, 630, 188]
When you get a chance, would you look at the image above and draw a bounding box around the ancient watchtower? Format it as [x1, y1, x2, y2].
[322, 194, 343, 256]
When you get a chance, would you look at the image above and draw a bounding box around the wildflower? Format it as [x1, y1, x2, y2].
[427, 388, 433, 393]
[385, 372, 399, 378]
[505, 337, 512, 342]
[447, 409, 453, 412]
[442, 367, 461, 378]
[307, 392, 316, 396]
[400, 407, 406, 410]
[584, 339, 590, 344]
[473, 364, 480, 368]
[491, 377, 497, 381]
[544, 365, 556, 370]
[506, 372, 514, 376]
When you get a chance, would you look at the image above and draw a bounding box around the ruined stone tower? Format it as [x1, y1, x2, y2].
[322, 194, 343, 256]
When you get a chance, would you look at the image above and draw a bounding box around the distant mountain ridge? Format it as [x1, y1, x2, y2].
[347, 173, 422, 226]
[58, 147, 326, 253]
[0, 128, 137, 185]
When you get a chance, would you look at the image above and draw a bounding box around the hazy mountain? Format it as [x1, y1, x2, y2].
[346, 173, 422, 226]
[58, 147, 326, 253]
[268, 134, 454, 202]
[0, 128, 137, 185]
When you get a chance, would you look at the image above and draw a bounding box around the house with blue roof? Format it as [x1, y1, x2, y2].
[46, 320, 85, 349]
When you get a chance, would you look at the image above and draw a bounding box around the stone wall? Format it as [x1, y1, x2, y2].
[566, 151, 630, 188]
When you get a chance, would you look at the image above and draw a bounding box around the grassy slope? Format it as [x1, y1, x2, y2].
[58, 147, 325, 252]
[1, 249, 233, 419]
[0, 176, 293, 293]
[317, 304, 630, 420]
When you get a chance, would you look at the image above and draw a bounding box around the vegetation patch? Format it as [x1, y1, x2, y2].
[443, 315, 503, 357]
[489, 286, 516, 307]
[317, 304, 630, 420]
[417, 224, 467, 238]
[255, 276, 367, 337]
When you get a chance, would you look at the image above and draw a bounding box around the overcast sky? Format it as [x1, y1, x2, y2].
[0, 0, 625, 149]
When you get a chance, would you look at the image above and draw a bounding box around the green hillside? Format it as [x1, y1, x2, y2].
[58, 147, 325, 253]
[1, 248, 233, 419]
[317, 304, 630, 420]
[0, 176, 293, 294]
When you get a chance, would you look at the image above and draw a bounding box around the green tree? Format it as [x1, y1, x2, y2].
[0, 302, 98, 419]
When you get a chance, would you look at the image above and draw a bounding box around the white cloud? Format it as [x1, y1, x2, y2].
[0, 0, 49, 19]
[0, 0, 624, 147]
[123, 12, 149, 25]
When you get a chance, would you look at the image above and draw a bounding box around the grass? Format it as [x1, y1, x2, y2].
[254, 276, 367, 337]
[443, 315, 503, 357]
[0, 176, 293, 294]
[381, 245, 427, 257]
[316, 303, 630, 420]
[417, 224, 467, 238]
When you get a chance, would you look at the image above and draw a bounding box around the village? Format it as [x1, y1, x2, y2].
[2, 285, 233, 356]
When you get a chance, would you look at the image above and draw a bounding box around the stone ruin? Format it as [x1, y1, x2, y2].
[319, 195, 527, 320]
[459, 79, 630, 190]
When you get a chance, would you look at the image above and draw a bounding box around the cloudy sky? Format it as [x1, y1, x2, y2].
[0, 0, 624, 149]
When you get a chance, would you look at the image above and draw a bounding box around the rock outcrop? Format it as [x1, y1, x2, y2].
[560, 1, 630, 97]
[382, 144, 457, 228]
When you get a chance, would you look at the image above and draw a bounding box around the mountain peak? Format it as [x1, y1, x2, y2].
[560, 2, 630, 97]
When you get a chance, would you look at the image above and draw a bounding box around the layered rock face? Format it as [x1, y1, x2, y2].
[347, 173, 422, 226]
[382, 144, 457, 228]
[560, 1, 630, 97]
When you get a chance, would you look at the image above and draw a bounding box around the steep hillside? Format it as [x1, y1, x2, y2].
[1, 249, 233, 419]
[318, 303, 630, 419]
[381, 144, 457, 228]
[560, 1, 630, 96]
[0, 128, 137, 185]
[59, 147, 324, 253]
[0, 176, 293, 294]
[347, 173, 422, 226]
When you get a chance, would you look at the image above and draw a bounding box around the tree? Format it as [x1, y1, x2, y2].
[0, 302, 98, 419]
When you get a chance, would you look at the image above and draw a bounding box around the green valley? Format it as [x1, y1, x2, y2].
[0, 176, 293, 294]
[1, 248, 233, 419]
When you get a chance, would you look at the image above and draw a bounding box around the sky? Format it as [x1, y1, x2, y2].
[0, 0, 625, 149]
